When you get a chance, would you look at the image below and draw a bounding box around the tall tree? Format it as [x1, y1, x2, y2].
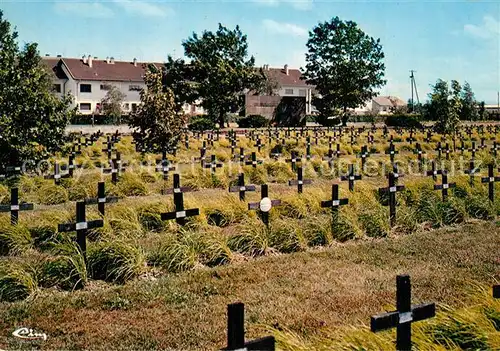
[128, 66, 186, 154]
[0, 11, 74, 166]
[302, 17, 386, 126]
[459, 82, 479, 121]
[426, 79, 462, 134]
[100, 85, 126, 123]
[182, 24, 266, 127]
[478, 101, 486, 121]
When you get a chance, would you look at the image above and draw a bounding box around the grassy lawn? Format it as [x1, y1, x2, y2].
[0, 221, 498, 350]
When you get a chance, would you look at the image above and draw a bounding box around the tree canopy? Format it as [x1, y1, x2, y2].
[424, 79, 462, 134]
[302, 17, 386, 126]
[128, 66, 186, 154]
[100, 85, 126, 123]
[165, 24, 267, 128]
[0, 11, 74, 167]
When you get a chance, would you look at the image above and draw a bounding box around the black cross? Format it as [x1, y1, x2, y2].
[424, 130, 432, 143]
[444, 143, 451, 160]
[458, 139, 466, 155]
[305, 136, 312, 160]
[161, 174, 199, 225]
[494, 285, 499, 298]
[469, 142, 478, 159]
[341, 164, 362, 191]
[413, 143, 424, 172]
[385, 142, 398, 165]
[406, 130, 415, 144]
[321, 183, 348, 226]
[0, 188, 34, 225]
[103, 152, 125, 184]
[464, 159, 479, 187]
[357, 145, 370, 169]
[102, 136, 115, 159]
[288, 167, 312, 194]
[425, 161, 442, 181]
[155, 152, 176, 180]
[492, 141, 499, 158]
[245, 152, 262, 169]
[435, 142, 443, 159]
[433, 171, 456, 201]
[248, 184, 281, 226]
[221, 302, 275, 351]
[204, 155, 223, 174]
[67, 155, 82, 178]
[229, 173, 256, 201]
[371, 275, 436, 351]
[198, 141, 207, 166]
[386, 164, 404, 184]
[236, 147, 247, 165]
[254, 138, 263, 153]
[84, 182, 118, 216]
[184, 134, 189, 149]
[58, 201, 103, 260]
[44, 162, 70, 185]
[378, 173, 405, 227]
[481, 164, 500, 202]
[286, 151, 301, 172]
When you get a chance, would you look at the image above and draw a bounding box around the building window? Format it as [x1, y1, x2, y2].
[80, 84, 92, 93]
[100, 84, 112, 91]
[53, 84, 61, 93]
[298, 89, 306, 97]
[129, 85, 142, 91]
[79, 103, 91, 111]
[123, 103, 130, 110]
[284, 88, 294, 95]
[131, 103, 138, 112]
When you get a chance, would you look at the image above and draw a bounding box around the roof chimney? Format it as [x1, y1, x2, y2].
[87, 55, 93, 68]
[106, 56, 110, 64]
[82, 55, 88, 64]
[45, 53, 50, 57]
[284, 64, 289, 75]
[57, 54, 62, 58]
[133, 58, 137, 67]
[110, 57, 115, 64]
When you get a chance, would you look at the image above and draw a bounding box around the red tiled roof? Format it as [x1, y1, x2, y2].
[55, 58, 164, 82]
[264, 67, 309, 87]
[42, 57, 68, 80]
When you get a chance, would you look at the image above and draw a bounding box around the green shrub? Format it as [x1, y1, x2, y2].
[88, 241, 145, 284]
[385, 114, 423, 128]
[237, 115, 269, 128]
[188, 115, 216, 131]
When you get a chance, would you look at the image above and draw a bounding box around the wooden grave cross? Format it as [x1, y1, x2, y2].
[288, 166, 312, 194]
[254, 138, 263, 153]
[435, 142, 443, 159]
[286, 151, 301, 172]
[245, 152, 262, 169]
[378, 172, 405, 227]
[413, 143, 424, 172]
[248, 184, 281, 226]
[425, 161, 442, 181]
[385, 142, 398, 165]
[0, 188, 34, 225]
[433, 171, 456, 201]
[155, 151, 176, 180]
[341, 164, 362, 191]
[44, 162, 70, 185]
[321, 183, 348, 226]
[481, 164, 500, 202]
[221, 302, 275, 351]
[306, 136, 312, 160]
[103, 152, 125, 184]
[58, 201, 103, 260]
[357, 145, 370, 169]
[371, 275, 436, 351]
[464, 159, 479, 187]
[161, 174, 199, 225]
[84, 182, 119, 216]
[491, 141, 499, 158]
[229, 173, 256, 201]
[204, 155, 223, 174]
[469, 141, 478, 159]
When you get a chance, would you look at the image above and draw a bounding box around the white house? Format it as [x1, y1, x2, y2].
[354, 96, 407, 115]
[43, 55, 201, 116]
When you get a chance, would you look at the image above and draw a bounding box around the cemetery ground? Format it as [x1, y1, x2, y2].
[0, 128, 499, 349]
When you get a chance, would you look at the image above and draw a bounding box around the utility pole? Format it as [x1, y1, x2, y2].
[409, 70, 420, 113]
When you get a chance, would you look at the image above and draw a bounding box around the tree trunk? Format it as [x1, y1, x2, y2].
[218, 111, 225, 129]
[341, 106, 348, 126]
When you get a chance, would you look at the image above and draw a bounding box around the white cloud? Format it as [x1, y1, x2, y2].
[54, 2, 114, 18]
[464, 15, 500, 39]
[253, 0, 313, 11]
[112, 0, 173, 18]
[262, 19, 308, 37]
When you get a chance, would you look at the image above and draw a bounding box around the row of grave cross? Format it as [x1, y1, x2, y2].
[221, 275, 499, 351]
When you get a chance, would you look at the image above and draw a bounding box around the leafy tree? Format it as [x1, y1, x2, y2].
[128, 66, 186, 154]
[478, 101, 486, 121]
[181, 24, 267, 128]
[163, 57, 198, 113]
[459, 82, 479, 121]
[0, 11, 74, 167]
[302, 17, 386, 126]
[100, 85, 126, 123]
[425, 79, 462, 134]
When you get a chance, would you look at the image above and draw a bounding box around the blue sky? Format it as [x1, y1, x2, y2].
[2, 0, 500, 103]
